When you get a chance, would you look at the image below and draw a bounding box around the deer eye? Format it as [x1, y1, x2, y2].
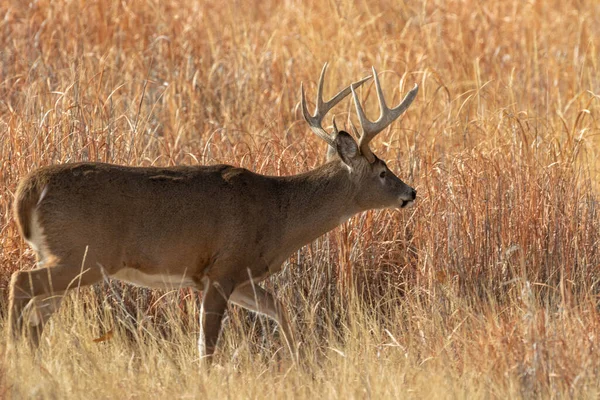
[379, 171, 386, 179]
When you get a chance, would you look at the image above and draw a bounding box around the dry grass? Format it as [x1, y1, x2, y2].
[1, 0, 600, 398]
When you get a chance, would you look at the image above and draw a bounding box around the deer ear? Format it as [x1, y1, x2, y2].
[335, 131, 360, 167]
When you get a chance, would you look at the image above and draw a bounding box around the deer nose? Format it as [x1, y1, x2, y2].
[410, 189, 417, 200]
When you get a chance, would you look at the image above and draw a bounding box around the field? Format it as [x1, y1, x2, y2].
[1, 0, 600, 398]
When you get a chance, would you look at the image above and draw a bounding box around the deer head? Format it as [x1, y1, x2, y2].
[301, 63, 418, 210]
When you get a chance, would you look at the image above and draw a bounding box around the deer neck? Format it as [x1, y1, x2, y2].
[273, 161, 360, 258]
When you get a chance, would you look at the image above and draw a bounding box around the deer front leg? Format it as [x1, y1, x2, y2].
[198, 279, 233, 364]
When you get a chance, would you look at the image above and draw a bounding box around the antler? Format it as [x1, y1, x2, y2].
[301, 63, 371, 147]
[351, 67, 419, 163]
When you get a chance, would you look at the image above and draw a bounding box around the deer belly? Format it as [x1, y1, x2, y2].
[111, 267, 196, 290]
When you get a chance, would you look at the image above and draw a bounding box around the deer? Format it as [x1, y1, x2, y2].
[7, 63, 418, 363]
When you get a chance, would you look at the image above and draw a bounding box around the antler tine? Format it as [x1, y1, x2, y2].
[332, 116, 339, 135]
[301, 81, 334, 146]
[352, 67, 419, 163]
[301, 63, 372, 147]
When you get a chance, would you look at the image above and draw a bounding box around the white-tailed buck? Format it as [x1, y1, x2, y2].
[8, 64, 418, 362]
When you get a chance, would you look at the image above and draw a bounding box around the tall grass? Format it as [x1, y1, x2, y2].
[1, 0, 599, 398]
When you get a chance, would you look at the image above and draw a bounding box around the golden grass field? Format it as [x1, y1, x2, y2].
[1, 0, 599, 398]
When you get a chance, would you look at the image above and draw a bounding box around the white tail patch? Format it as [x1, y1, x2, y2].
[26, 210, 45, 253]
[111, 268, 196, 290]
[37, 185, 49, 205]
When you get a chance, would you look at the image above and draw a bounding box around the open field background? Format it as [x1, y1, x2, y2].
[1, 0, 599, 398]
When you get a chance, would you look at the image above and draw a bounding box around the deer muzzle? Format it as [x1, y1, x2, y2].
[400, 188, 417, 208]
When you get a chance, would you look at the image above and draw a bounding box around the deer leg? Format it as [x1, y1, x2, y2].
[7, 261, 103, 347]
[198, 279, 234, 364]
[229, 282, 297, 362]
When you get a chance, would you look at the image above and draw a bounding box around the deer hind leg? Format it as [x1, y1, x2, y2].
[229, 283, 297, 362]
[7, 259, 103, 347]
[198, 278, 234, 364]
